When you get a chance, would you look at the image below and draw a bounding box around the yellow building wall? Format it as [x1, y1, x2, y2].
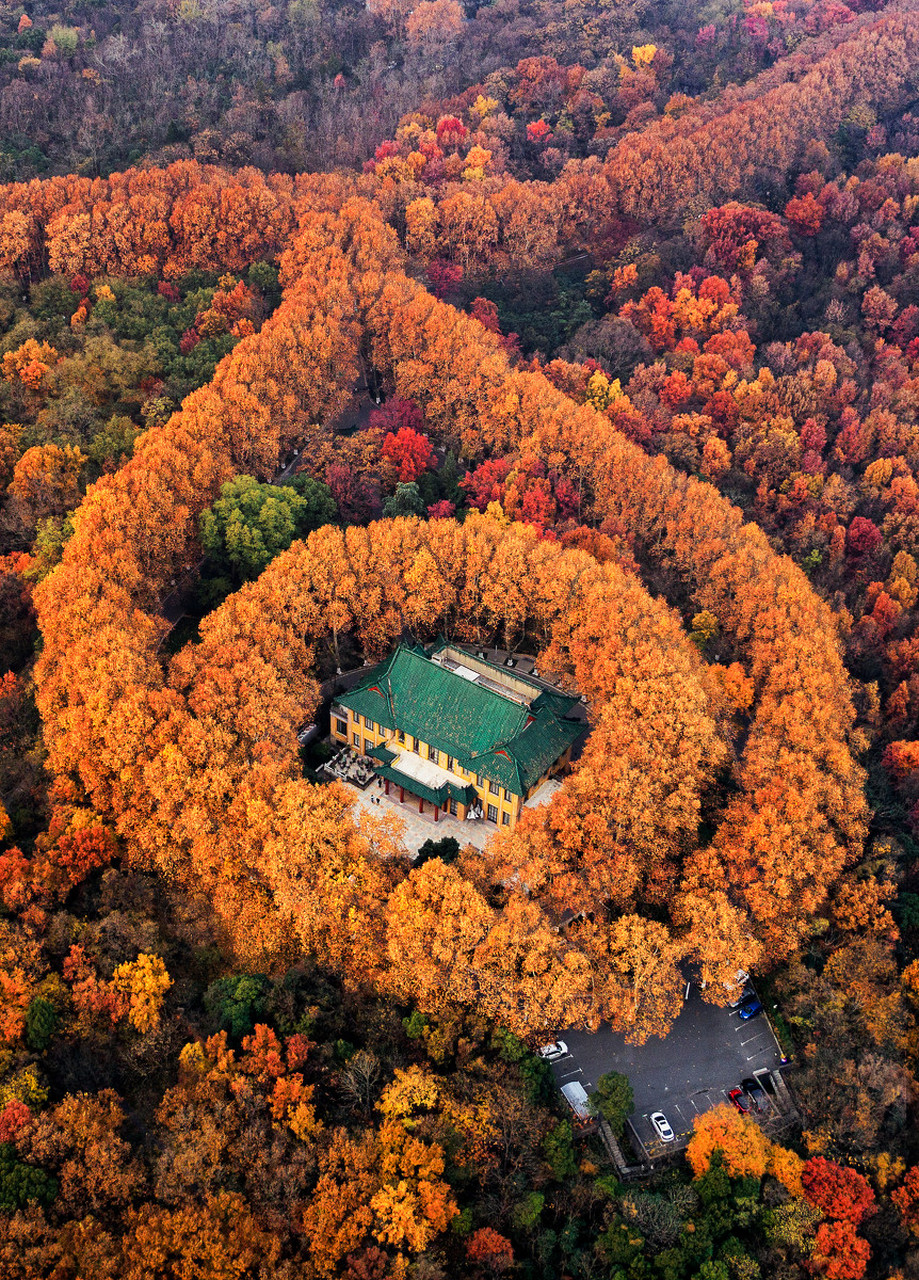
[330, 704, 545, 829]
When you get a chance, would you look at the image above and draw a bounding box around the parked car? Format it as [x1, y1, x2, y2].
[720, 968, 750, 999]
[738, 996, 763, 1021]
[538, 1040, 569, 1062]
[728, 984, 755, 1008]
[742, 1077, 769, 1112]
[728, 1087, 750, 1113]
[650, 1111, 675, 1142]
[561, 1081, 592, 1121]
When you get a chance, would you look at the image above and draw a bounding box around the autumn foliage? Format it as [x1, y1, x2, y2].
[4, 0, 919, 1270]
[0, 162, 309, 284]
[27, 190, 868, 1053]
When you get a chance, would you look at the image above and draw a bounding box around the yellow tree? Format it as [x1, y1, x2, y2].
[577, 915, 685, 1043]
[472, 894, 593, 1035]
[121, 1191, 280, 1280]
[112, 953, 173, 1034]
[384, 859, 494, 1012]
[686, 1102, 771, 1179]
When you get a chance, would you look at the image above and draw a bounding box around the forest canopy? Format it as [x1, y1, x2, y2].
[2, 0, 919, 1277]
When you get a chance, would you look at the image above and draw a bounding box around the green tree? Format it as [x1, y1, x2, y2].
[414, 835, 460, 866]
[694, 1263, 730, 1280]
[25, 516, 74, 583]
[402, 1010, 428, 1039]
[418, 450, 464, 510]
[0, 1143, 57, 1210]
[590, 1071, 634, 1137]
[203, 974, 270, 1038]
[542, 1119, 577, 1180]
[87, 416, 140, 473]
[25, 997, 58, 1052]
[511, 1190, 544, 1230]
[383, 482, 425, 519]
[248, 260, 280, 302]
[200, 475, 332, 582]
[289, 472, 338, 531]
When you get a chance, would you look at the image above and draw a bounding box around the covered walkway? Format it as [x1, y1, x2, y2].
[368, 742, 480, 823]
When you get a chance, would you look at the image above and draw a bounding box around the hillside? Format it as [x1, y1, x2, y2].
[2, 2, 919, 1277]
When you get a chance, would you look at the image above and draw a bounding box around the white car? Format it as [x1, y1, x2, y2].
[561, 1080, 592, 1120]
[538, 1040, 569, 1062]
[650, 1111, 675, 1143]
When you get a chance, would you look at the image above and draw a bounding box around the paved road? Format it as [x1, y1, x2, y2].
[550, 982, 786, 1159]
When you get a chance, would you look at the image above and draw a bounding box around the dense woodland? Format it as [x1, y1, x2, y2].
[3, 0, 919, 1276]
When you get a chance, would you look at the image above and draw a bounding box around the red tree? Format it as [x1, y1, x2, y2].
[427, 259, 463, 298]
[802, 1157, 876, 1225]
[381, 427, 435, 483]
[810, 1221, 870, 1279]
[368, 398, 424, 436]
[466, 1227, 514, 1272]
[846, 517, 882, 558]
[461, 457, 514, 511]
[785, 191, 824, 236]
[52, 827, 118, 886]
[427, 500, 455, 519]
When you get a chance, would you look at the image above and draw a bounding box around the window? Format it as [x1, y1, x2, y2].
[449, 799, 458, 816]
[352, 733, 360, 747]
[364, 718, 375, 732]
[501, 787, 508, 800]
[334, 718, 347, 736]
[397, 730, 405, 744]
[447, 756, 455, 772]
[412, 738, 419, 753]
[502, 811, 510, 825]
[487, 804, 498, 824]
[428, 744, 437, 761]
[364, 740, 373, 755]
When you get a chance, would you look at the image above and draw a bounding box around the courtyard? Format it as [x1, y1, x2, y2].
[346, 775, 493, 854]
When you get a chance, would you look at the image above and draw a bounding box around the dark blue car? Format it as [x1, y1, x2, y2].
[738, 996, 762, 1021]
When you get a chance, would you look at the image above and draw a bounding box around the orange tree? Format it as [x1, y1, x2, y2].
[33, 187, 867, 1041]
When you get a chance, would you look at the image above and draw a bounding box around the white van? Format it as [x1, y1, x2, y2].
[561, 1081, 593, 1121]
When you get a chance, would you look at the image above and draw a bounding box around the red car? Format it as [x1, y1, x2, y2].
[728, 1087, 750, 1113]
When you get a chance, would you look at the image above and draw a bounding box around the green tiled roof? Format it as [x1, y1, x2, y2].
[376, 764, 448, 808]
[337, 645, 582, 796]
[448, 781, 478, 807]
[375, 765, 478, 809]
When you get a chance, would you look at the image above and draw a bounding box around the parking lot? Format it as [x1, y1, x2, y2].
[549, 981, 789, 1162]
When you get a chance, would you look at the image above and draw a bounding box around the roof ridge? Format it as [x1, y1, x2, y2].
[433, 641, 551, 696]
[418, 647, 534, 714]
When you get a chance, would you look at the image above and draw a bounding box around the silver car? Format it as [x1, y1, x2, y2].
[538, 1040, 569, 1062]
